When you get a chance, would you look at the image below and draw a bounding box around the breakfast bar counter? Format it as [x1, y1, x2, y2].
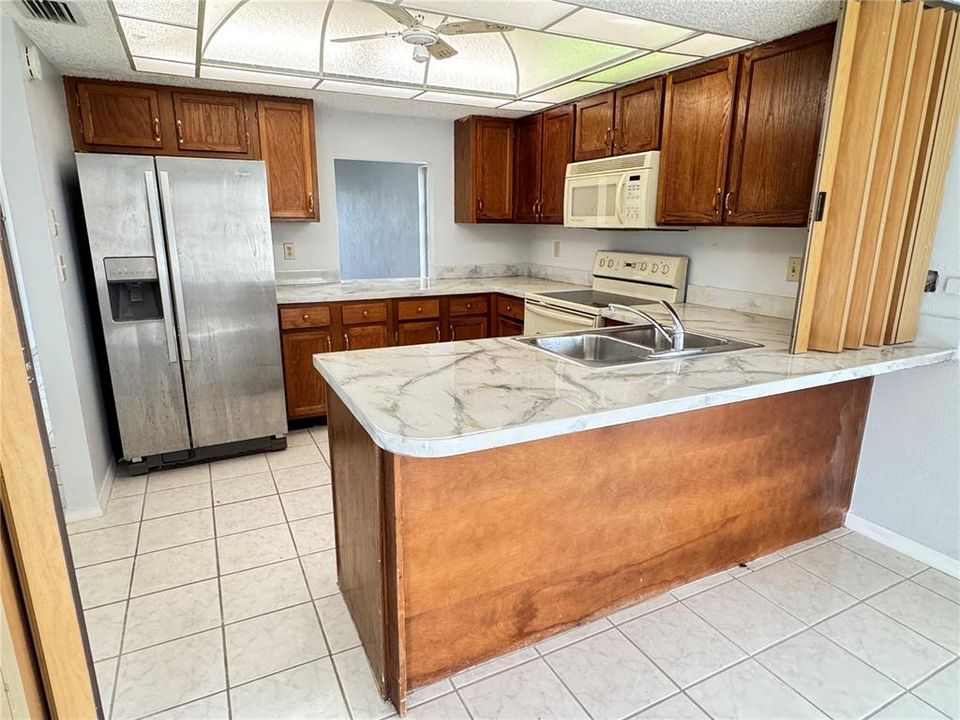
[313, 305, 956, 713]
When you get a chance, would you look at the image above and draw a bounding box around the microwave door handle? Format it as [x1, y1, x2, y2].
[144, 171, 179, 364]
[614, 174, 627, 224]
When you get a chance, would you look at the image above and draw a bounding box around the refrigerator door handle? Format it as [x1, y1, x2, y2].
[144, 171, 180, 364]
[157, 170, 192, 362]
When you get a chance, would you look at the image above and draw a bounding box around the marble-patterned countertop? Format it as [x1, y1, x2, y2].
[313, 303, 958, 458]
[275, 276, 588, 304]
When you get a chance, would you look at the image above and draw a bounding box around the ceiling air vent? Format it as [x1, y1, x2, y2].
[18, 0, 83, 25]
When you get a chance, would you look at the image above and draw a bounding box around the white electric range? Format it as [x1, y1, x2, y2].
[523, 251, 689, 335]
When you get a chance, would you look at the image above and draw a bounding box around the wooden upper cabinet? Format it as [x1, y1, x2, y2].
[455, 116, 514, 223]
[539, 105, 575, 224]
[725, 25, 835, 226]
[574, 92, 615, 160]
[614, 77, 664, 155]
[513, 113, 543, 223]
[257, 99, 318, 221]
[75, 80, 163, 149]
[172, 91, 249, 154]
[657, 55, 740, 225]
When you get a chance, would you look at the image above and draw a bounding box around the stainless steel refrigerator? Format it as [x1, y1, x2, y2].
[76, 153, 287, 471]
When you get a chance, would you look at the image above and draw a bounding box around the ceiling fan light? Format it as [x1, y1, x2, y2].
[413, 45, 430, 63]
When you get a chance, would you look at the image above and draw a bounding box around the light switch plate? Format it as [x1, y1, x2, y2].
[786, 257, 802, 282]
[553, 241, 561, 258]
[282, 242, 296, 261]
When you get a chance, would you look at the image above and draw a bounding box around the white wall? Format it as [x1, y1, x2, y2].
[0, 19, 113, 514]
[850, 120, 960, 562]
[271, 108, 528, 276]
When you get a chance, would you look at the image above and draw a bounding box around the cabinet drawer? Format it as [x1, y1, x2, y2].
[497, 295, 524, 321]
[280, 305, 331, 329]
[342, 301, 388, 325]
[397, 298, 440, 321]
[449, 295, 488, 316]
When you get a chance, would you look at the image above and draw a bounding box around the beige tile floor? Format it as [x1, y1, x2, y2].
[68, 428, 960, 720]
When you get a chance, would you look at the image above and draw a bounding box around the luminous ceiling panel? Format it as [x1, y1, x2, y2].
[202, 0, 242, 44]
[667, 33, 753, 57]
[114, 0, 198, 27]
[415, 91, 504, 108]
[548, 8, 693, 49]
[507, 29, 633, 94]
[324, 2, 435, 84]
[525, 80, 613, 104]
[318, 80, 422, 99]
[402, 0, 573, 31]
[583, 52, 691, 83]
[119, 17, 196, 64]
[426, 32, 515, 94]
[134, 56, 196, 77]
[498, 99, 553, 112]
[203, 0, 328, 73]
[200, 65, 319, 88]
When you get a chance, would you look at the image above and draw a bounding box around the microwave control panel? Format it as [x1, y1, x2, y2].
[592, 251, 689, 288]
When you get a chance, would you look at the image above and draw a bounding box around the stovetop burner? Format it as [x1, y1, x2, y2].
[535, 289, 651, 309]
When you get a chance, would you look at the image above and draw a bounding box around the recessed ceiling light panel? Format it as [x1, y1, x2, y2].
[203, 0, 328, 73]
[415, 91, 505, 108]
[666, 33, 753, 57]
[402, 0, 572, 31]
[548, 8, 694, 49]
[318, 80, 422, 99]
[524, 80, 613, 104]
[114, 0, 198, 28]
[200, 65, 319, 88]
[119, 16, 196, 64]
[507, 29, 633, 95]
[498, 99, 553, 112]
[426, 30, 516, 94]
[134, 56, 196, 77]
[583, 52, 691, 83]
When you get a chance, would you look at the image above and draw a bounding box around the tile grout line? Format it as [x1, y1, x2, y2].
[205, 464, 234, 720]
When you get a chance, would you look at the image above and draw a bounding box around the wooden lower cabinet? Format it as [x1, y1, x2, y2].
[344, 324, 390, 351]
[398, 320, 441, 346]
[281, 329, 332, 419]
[280, 292, 523, 419]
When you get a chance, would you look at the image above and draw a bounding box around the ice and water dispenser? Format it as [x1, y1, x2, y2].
[104, 257, 164, 322]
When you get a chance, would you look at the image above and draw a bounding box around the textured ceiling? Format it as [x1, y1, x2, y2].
[5, 0, 841, 118]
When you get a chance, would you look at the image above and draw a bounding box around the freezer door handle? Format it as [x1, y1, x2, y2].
[157, 170, 192, 362]
[144, 171, 179, 363]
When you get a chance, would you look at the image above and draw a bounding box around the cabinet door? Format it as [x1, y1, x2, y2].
[540, 105, 575, 224]
[495, 316, 524, 337]
[172, 91, 248, 153]
[476, 118, 515, 221]
[257, 99, 318, 220]
[76, 81, 163, 149]
[725, 26, 834, 226]
[574, 92, 615, 161]
[282, 330, 331, 419]
[513, 114, 542, 223]
[344, 324, 390, 351]
[398, 320, 442, 346]
[614, 77, 663, 155]
[449, 316, 488, 341]
[658, 55, 739, 225]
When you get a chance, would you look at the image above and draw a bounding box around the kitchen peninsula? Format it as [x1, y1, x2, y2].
[313, 304, 957, 712]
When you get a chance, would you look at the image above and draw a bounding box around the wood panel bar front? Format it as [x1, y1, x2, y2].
[327, 379, 873, 712]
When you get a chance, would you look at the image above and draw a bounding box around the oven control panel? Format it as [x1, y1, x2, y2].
[592, 251, 688, 288]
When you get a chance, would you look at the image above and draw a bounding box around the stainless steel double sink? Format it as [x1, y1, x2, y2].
[515, 325, 762, 368]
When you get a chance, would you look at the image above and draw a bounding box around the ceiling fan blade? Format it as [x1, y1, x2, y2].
[371, 1, 419, 27]
[427, 38, 458, 60]
[437, 20, 514, 35]
[330, 32, 401, 43]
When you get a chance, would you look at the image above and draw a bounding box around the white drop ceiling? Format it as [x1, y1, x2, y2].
[6, 0, 841, 118]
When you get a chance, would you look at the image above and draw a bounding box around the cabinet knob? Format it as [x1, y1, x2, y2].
[506, 304, 512, 311]
[466, 303, 472, 309]
[302, 314, 309, 320]
[417, 306, 423, 313]
[362, 310, 369, 317]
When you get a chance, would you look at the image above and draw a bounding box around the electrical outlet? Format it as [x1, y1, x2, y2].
[786, 256, 802, 282]
[553, 240, 561, 258]
[282, 242, 296, 261]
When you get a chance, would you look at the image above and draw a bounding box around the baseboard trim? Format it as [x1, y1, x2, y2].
[63, 461, 115, 524]
[845, 513, 960, 578]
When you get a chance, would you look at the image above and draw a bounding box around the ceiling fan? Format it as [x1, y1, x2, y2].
[331, 2, 515, 63]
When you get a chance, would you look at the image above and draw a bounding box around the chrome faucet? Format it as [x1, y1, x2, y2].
[608, 300, 686, 351]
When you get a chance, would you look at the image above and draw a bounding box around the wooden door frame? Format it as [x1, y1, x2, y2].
[0, 199, 100, 717]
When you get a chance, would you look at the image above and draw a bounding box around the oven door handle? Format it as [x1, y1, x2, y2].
[525, 303, 597, 327]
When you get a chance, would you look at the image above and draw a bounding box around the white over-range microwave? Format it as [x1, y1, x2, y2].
[563, 151, 660, 229]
